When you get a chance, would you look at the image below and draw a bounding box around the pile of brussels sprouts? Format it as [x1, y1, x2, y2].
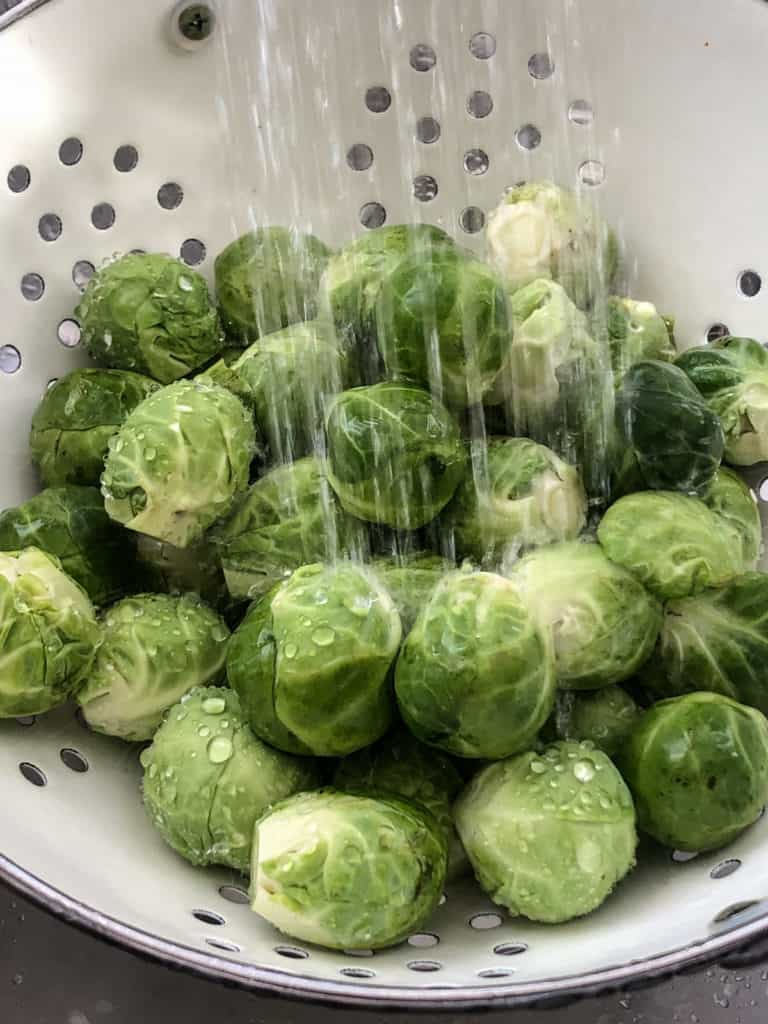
[3, 180, 768, 951]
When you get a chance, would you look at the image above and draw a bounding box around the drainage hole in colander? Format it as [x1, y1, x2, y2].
[413, 175, 438, 202]
[407, 960, 442, 972]
[478, 968, 513, 979]
[343, 948, 374, 958]
[91, 203, 116, 230]
[416, 117, 441, 145]
[7, 165, 31, 193]
[339, 967, 376, 979]
[15, 715, 36, 727]
[274, 945, 309, 960]
[438, 891, 447, 906]
[494, 942, 529, 956]
[360, 202, 386, 230]
[19, 762, 46, 787]
[528, 52, 555, 80]
[469, 32, 496, 60]
[114, 145, 139, 173]
[46, 379, 58, 391]
[181, 238, 206, 266]
[713, 900, 760, 925]
[347, 144, 374, 172]
[365, 86, 391, 114]
[706, 322, 730, 343]
[579, 160, 605, 187]
[0, 346, 21, 375]
[467, 91, 493, 119]
[158, 182, 184, 211]
[219, 884, 249, 905]
[193, 909, 226, 926]
[671, 849, 699, 863]
[39, 213, 62, 242]
[72, 261, 96, 290]
[515, 125, 542, 152]
[738, 269, 762, 298]
[205, 938, 241, 953]
[460, 207, 486, 234]
[469, 912, 503, 930]
[410, 44, 436, 73]
[60, 748, 89, 773]
[758, 479, 768, 502]
[57, 319, 81, 349]
[58, 138, 84, 167]
[464, 149, 489, 175]
[568, 100, 594, 126]
[407, 932, 439, 948]
[711, 858, 742, 880]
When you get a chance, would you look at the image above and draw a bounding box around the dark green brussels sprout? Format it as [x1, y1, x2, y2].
[141, 686, 319, 873]
[370, 552, 450, 633]
[75, 253, 224, 383]
[455, 741, 637, 923]
[375, 248, 511, 408]
[227, 563, 401, 756]
[134, 534, 229, 610]
[703, 468, 761, 569]
[640, 574, 768, 715]
[0, 486, 135, 606]
[606, 296, 676, 382]
[510, 542, 661, 689]
[251, 790, 447, 950]
[212, 456, 366, 601]
[214, 228, 331, 346]
[598, 491, 744, 600]
[29, 369, 160, 487]
[486, 181, 618, 309]
[676, 336, 768, 465]
[615, 360, 724, 495]
[325, 382, 466, 530]
[620, 693, 768, 851]
[77, 593, 229, 741]
[101, 379, 257, 548]
[0, 548, 100, 717]
[395, 569, 555, 759]
[443, 438, 586, 565]
[548, 687, 640, 757]
[333, 728, 468, 879]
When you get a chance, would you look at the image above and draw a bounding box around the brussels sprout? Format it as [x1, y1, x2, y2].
[370, 553, 450, 633]
[227, 563, 401, 756]
[0, 548, 100, 717]
[251, 790, 447, 949]
[486, 181, 618, 309]
[101, 379, 257, 548]
[375, 248, 512, 407]
[75, 253, 224, 383]
[395, 569, 555, 758]
[333, 728, 468, 879]
[134, 534, 229, 610]
[325, 382, 466, 530]
[703, 468, 762, 569]
[212, 456, 366, 601]
[606, 296, 676, 381]
[676, 337, 768, 465]
[0, 486, 135, 606]
[510, 542, 661, 690]
[640, 574, 768, 715]
[216, 321, 350, 464]
[454, 741, 637, 923]
[141, 686, 319, 872]
[443, 438, 586, 565]
[214, 228, 331, 346]
[30, 369, 160, 487]
[548, 687, 640, 757]
[597, 491, 744, 600]
[620, 693, 768, 851]
[77, 593, 229, 741]
[615, 360, 724, 495]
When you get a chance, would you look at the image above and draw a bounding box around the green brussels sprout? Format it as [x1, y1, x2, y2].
[216, 321, 350, 464]
[0, 486, 135, 607]
[75, 253, 224, 383]
[486, 181, 618, 309]
[443, 438, 586, 565]
[134, 534, 229, 610]
[29, 369, 160, 487]
[370, 553, 450, 633]
[676, 336, 768, 465]
[0, 548, 100, 717]
[214, 228, 332, 346]
[251, 789, 447, 950]
[227, 563, 401, 756]
[212, 456, 366, 601]
[620, 693, 768, 851]
[325, 382, 466, 530]
[606, 296, 676, 382]
[77, 593, 229, 741]
[597, 491, 744, 600]
[395, 569, 555, 758]
[703, 468, 762, 569]
[141, 686, 319, 872]
[333, 728, 468, 879]
[640, 574, 768, 716]
[454, 741, 637, 923]
[548, 687, 640, 757]
[101, 379, 257, 548]
[375, 248, 512, 408]
[615, 360, 724, 495]
[510, 542, 661, 690]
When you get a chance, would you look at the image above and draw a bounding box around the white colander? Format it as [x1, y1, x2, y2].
[2, 0, 768, 1009]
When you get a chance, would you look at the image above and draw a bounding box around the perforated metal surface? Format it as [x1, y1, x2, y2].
[2, 0, 768, 1008]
